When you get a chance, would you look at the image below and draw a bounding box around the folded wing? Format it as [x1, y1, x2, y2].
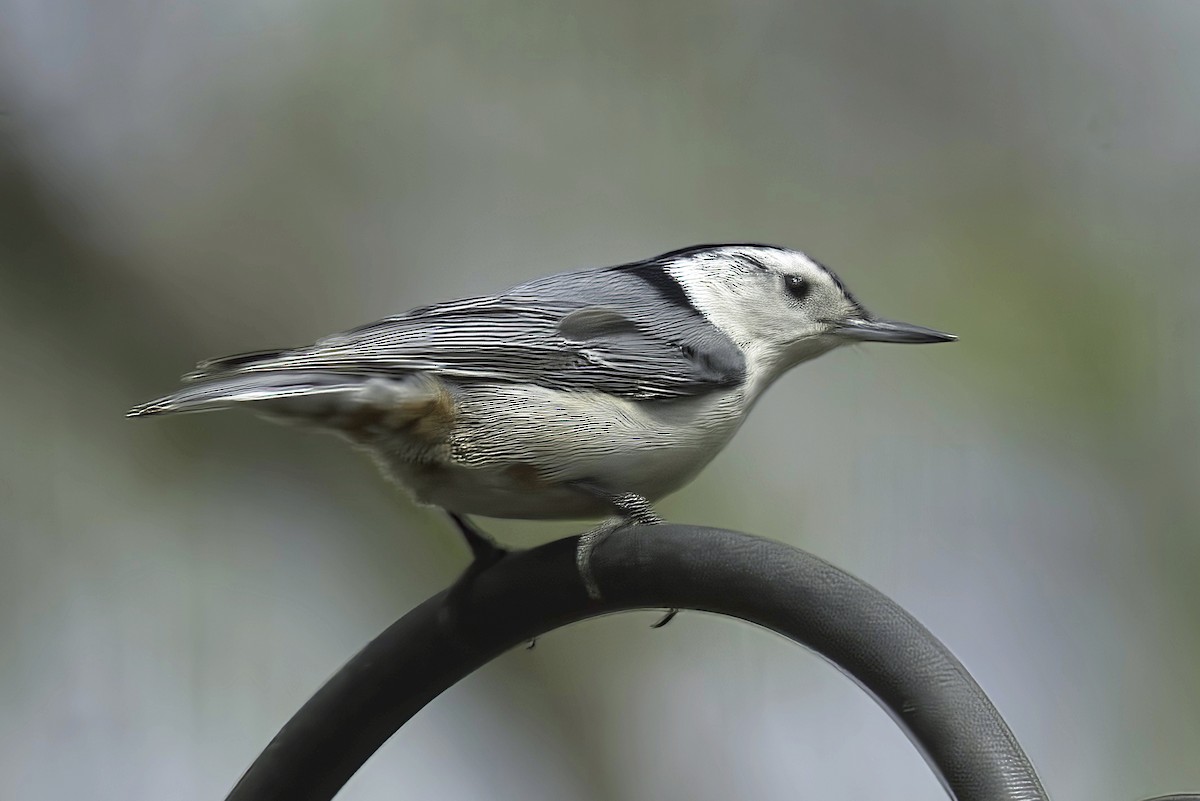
[187, 289, 745, 402]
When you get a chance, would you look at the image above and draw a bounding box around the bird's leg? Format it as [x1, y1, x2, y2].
[604, 491, 664, 526]
[441, 512, 509, 632]
[570, 485, 676, 626]
[449, 511, 508, 565]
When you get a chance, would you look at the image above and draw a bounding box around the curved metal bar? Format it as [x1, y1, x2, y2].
[220, 525, 1187, 801]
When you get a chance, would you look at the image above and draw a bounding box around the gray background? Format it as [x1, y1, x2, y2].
[1, 2, 1197, 799]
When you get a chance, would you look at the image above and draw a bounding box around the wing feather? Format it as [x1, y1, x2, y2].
[189, 278, 745, 400]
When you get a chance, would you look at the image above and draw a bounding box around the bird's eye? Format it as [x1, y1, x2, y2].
[784, 275, 811, 302]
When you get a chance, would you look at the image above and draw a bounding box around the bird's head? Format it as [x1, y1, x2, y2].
[660, 244, 955, 385]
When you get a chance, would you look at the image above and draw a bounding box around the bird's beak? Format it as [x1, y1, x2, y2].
[833, 317, 957, 344]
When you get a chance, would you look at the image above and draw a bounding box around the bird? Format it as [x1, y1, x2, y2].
[129, 244, 955, 603]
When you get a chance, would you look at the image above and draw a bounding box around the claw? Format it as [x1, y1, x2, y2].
[650, 609, 679, 628]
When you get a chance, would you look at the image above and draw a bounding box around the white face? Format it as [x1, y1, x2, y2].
[667, 246, 864, 381]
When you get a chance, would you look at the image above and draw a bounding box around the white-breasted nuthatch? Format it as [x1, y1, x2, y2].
[130, 244, 954, 599]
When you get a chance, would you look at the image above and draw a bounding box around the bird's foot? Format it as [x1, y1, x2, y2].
[441, 513, 510, 635]
[575, 520, 679, 627]
[569, 485, 666, 610]
[575, 518, 623, 602]
[450, 511, 508, 565]
[589, 493, 679, 626]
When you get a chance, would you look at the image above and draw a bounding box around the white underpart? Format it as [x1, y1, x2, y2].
[382, 382, 749, 519]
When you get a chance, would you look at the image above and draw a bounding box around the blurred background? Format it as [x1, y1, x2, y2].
[2, 1, 1198, 799]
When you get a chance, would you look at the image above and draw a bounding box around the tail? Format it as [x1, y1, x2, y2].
[127, 372, 370, 418]
[127, 371, 451, 450]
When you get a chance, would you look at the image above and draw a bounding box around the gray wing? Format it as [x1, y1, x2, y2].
[189, 268, 746, 401]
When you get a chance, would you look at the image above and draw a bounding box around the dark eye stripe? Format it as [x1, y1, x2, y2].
[784, 274, 811, 302]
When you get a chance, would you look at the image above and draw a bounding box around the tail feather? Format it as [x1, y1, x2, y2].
[127, 373, 367, 418]
[127, 372, 449, 450]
